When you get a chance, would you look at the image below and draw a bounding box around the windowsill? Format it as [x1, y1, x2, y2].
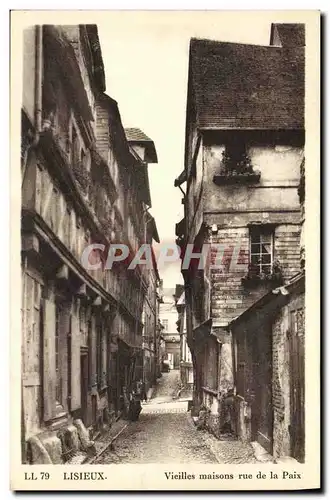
[241, 273, 283, 289]
[46, 408, 69, 430]
[213, 171, 261, 186]
[55, 402, 67, 418]
[55, 410, 67, 419]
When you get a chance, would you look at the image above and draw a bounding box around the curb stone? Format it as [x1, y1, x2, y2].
[84, 420, 129, 464]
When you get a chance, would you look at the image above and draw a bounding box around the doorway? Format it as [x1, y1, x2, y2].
[80, 351, 89, 427]
[251, 325, 273, 454]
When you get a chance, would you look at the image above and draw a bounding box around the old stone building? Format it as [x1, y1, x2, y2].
[174, 23, 305, 450]
[159, 288, 181, 369]
[21, 25, 160, 464]
[141, 214, 162, 394]
[230, 157, 305, 462]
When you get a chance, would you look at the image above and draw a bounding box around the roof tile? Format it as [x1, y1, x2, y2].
[189, 37, 305, 130]
[125, 128, 153, 142]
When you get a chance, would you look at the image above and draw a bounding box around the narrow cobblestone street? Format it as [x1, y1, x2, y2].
[94, 371, 261, 464]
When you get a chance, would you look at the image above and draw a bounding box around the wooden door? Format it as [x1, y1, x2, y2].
[252, 325, 273, 454]
[289, 309, 305, 462]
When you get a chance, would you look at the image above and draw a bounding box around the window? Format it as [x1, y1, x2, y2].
[250, 228, 273, 275]
[98, 318, 107, 390]
[55, 303, 62, 405]
[81, 148, 91, 173]
[225, 141, 247, 164]
[97, 320, 102, 388]
[71, 126, 79, 165]
[79, 303, 86, 342]
[162, 319, 168, 331]
[221, 141, 254, 175]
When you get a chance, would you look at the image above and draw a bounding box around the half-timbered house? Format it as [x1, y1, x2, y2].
[21, 25, 159, 464]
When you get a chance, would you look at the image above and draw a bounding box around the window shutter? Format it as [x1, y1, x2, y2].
[70, 301, 81, 411]
[43, 297, 56, 421]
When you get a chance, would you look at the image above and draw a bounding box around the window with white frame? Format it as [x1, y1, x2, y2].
[250, 227, 274, 276]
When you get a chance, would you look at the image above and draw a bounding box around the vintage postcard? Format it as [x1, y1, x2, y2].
[10, 9, 320, 491]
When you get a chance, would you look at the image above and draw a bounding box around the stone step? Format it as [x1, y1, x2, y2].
[67, 452, 87, 465]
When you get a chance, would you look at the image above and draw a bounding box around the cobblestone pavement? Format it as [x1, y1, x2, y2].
[94, 408, 218, 464]
[94, 370, 261, 464]
[150, 370, 181, 403]
[200, 431, 260, 464]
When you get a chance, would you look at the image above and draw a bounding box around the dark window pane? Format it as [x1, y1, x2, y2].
[251, 244, 260, 254]
[251, 255, 260, 265]
[261, 254, 271, 264]
[250, 233, 261, 244]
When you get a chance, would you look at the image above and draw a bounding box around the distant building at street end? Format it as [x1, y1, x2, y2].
[159, 287, 181, 369]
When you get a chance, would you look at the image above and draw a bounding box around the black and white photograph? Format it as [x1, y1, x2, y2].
[12, 9, 320, 491]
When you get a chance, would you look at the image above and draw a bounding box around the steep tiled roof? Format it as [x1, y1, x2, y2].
[125, 128, 153, 142]
[189, 37, 304, 130]
[125, 128, 158, 163]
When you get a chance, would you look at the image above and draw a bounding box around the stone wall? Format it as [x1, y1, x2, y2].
[201, 390, 221, 438]
[274, 225, 301, 280]
[208, 223, 301, 327]
[272, 307, 291, 459]
[203, 143, 302, 214]
[272, 290, 305, 460]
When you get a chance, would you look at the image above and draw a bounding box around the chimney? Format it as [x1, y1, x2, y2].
[270, 23, 305, 48]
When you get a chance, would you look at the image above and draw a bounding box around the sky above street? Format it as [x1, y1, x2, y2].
[97, 11, 284, 287]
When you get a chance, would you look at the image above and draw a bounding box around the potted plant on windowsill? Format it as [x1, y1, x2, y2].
[241, 261, 284, 289]
[213, 150, 261, 185]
